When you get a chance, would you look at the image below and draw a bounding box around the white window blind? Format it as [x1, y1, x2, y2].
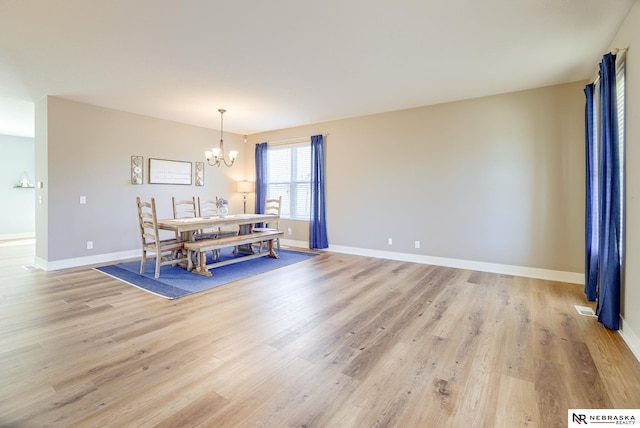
[591, 56, 626, 256]
[616, 59, 625, 255]
[267, 143, 311, 220]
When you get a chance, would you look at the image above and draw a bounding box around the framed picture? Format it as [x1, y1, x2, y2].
[148, 158, 192, 185]
[195, 162, 204, 186]
[131, 155, 143, 185]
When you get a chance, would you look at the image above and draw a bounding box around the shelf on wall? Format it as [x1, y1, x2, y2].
[14, 170, 34, 188]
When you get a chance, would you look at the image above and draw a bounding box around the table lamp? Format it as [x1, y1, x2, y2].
[236, 180, 255, 213]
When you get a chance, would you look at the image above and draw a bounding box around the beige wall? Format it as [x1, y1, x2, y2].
[249, 81, 586, 273]
[609, 1, 640, 353]
[37, 82, 586, 275]
[36, 96, 249, 264]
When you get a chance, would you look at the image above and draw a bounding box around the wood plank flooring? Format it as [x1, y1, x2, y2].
[1, 239, 639, 427]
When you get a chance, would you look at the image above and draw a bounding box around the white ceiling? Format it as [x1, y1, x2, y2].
[0, 0, 635, 138]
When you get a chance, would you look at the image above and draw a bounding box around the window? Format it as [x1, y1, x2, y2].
[616, 59, 625, 256]
[267, 143, 311, 220]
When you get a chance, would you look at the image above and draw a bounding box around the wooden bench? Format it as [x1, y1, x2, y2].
[183, 230, 284, 276]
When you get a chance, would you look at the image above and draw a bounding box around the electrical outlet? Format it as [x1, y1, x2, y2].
[415, 240, 421, 249]
[80, 196, 87, 204]
[87, 241, 93, 249]
[388, 238, 393, 245]
[287, 228, 292, 235]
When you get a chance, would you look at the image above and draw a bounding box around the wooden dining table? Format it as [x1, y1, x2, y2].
[157, 214, 282, 276]
[156, 213, 280, 254]
[157, 213, 278, 236]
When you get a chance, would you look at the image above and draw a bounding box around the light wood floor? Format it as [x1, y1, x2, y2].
[1, 240, 639, 427]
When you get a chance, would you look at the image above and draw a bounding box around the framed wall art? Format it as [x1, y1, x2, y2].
[195, 162, 204, 186]
[148, 158, 192, 185]
[131, 156, 143, 185]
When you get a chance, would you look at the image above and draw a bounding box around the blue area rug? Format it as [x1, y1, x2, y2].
[95, 248, 318, 299]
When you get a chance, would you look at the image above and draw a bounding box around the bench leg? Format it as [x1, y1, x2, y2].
[185, 248, 209, 276]
[191, 250, 212, 277]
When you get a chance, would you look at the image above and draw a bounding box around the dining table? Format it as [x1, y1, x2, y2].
[156, 213, 280, 255]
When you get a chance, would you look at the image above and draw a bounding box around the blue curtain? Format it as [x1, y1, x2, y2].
[596, 53, 621, 330]
[310, 134, 328, 249]
[584, 83, 598, 301]
[255, 142, 268, 215]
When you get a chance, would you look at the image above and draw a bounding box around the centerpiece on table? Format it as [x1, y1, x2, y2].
[216, 197, 229, 217]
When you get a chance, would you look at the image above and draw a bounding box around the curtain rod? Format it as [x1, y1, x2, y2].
[590, 47, 628, 84]
[267, 133, 329, 146]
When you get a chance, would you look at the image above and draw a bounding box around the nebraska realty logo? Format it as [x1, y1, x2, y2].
[569, 409, 639, 426]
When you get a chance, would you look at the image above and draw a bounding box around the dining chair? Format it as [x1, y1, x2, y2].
[196, 197, 237, 260]
[137, 197, 187, 278]
[172, 197, 198, 219]
[253, 196, 282, 249]
[196, 197, 225, 238]
[197, 197, 217, 217]
[171, 196, 198, 240]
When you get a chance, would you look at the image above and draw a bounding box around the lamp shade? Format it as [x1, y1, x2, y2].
[236, 180, 255, 193]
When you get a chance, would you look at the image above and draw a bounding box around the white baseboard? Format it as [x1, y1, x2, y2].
[280, 238, 310, 249]
[326, 244, 584, 284]
[35, 249, 139, 271]
[0, 232, 35, 241]
[619, 316, 640, 364]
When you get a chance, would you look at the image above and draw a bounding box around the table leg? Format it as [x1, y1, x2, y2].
[191, 251, 212, 277]
[267, 240, 279, 259]
[236, 223, 256, 255]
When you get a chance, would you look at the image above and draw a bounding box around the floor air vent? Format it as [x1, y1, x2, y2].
[574, 305, 597, 317]
[22, 265, 39, 271]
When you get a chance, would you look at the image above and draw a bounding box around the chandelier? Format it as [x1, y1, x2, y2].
[205, 109, 238, 167]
